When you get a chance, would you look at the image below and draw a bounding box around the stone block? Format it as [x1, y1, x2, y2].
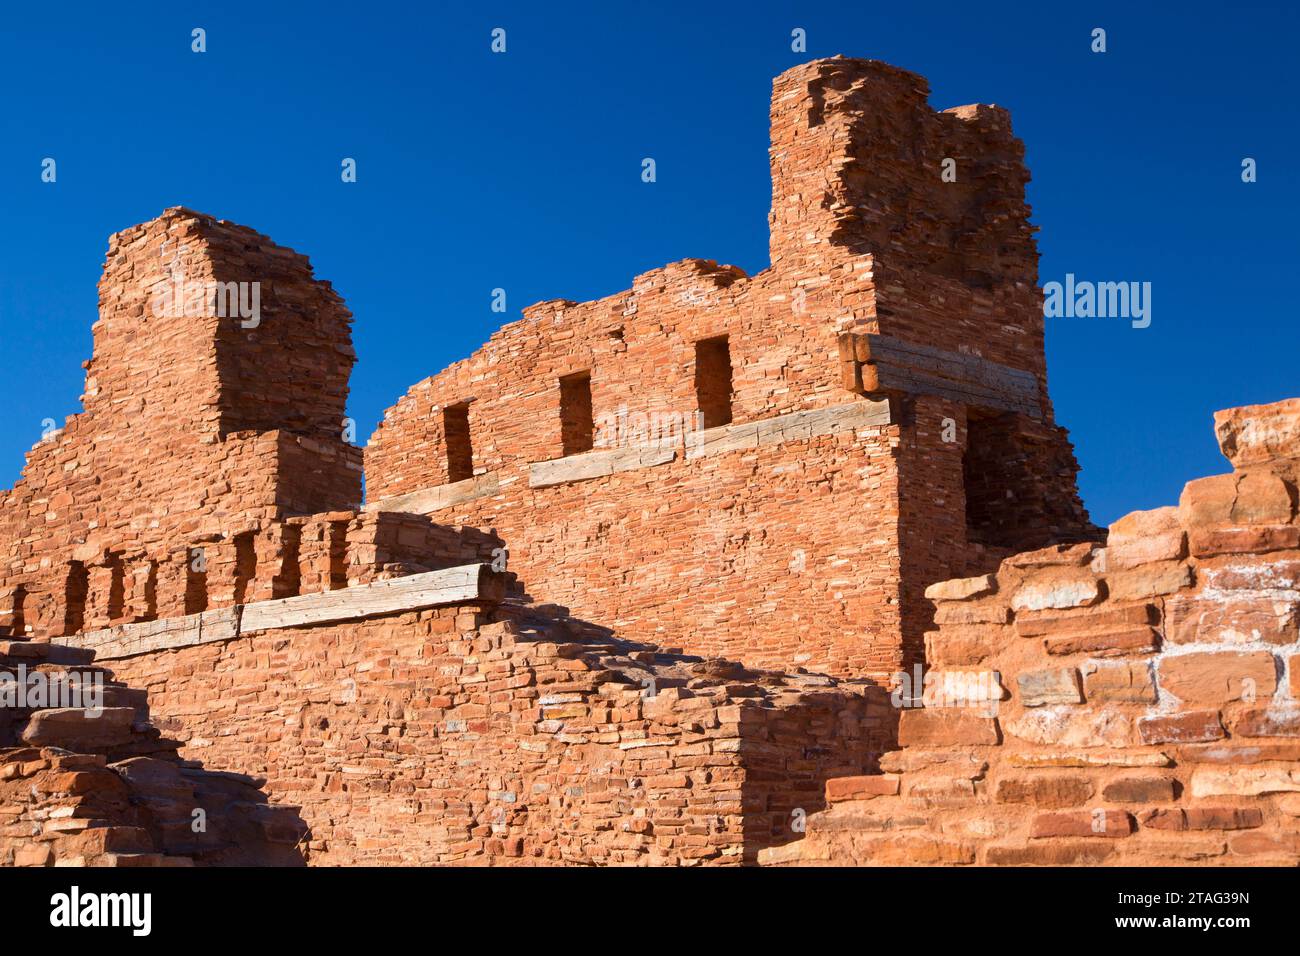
[1015, 667, 1083, 707]
[1137, 710, 1224, 745]
[897, 709, 1000, 747]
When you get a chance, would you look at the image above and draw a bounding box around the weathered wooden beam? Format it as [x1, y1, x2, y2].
[62, 608, 239, 660]
[240, 564, 499, 632]
[837, 331, 1043, 418]
[363, 472, 500, 515]
[529, 445, 677, 489]
[685, 399, 892, 461]
[55, 564, 502, 660]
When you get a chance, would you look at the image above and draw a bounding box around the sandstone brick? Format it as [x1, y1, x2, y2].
[1129, 835, 1228, 861]
[1182, 471, 1293, 532]
[1232, 471, 1296, 525]
[1276, 794, 1300, 816]
[902, 773, 978, 806]
[1105, 561, 1194, 602]
[1011, 575, 1101, 613]
[924, 627, 995, 666]
[14, 844, 53, 866]
[994, 775, 1093, 808]
[1203, 559, 1300, 591]
[1139, 807, 1263, 830]
[825, 775, 900, 803]
[1015, 667, 1082, 707]
[1004, 543, 1097, 570]
[1030, 810, 1133, 838]
[1106, 507, 1187, 570]
[1166, 595, 1298, 646]
[1157, 651, 1277, 706]
[1190, 525, 1300, 557]
[1015, 601, 1158, 638]
[1004, 710, 1132, 749]
[22, 708, 136, 748]
[984, 841, 1116, 866]
[933, 603, 1012, 626]
[1215, 398, 1300, 468]
[1178, 741, 1300, 763]
[845, 835, 976, 865]
[1107, 506, 1181, 542]
[1231, 706, 1300, 738]
[1228, 831, 1300, 858]
[1136, 711, 1224, 745]
[1190, 766, 1300, 797]
[878, 750, 988, 775]
[1005, 750, 1171, 769]
[897, 709, 1000, 747]
[1044, 626, 1159, 658]
[920, 668, 1007, 709]
[1103, 531, 1187, 571]
[925, 574, 996, 603]
[1180, 473, 1235, 524]
[1083, 660, 1157, 703]
[1101, 776, 1176, 803]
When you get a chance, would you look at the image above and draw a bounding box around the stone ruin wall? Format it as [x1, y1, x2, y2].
[771, 398, 1300, 866]
[85, 599, 892, 866]
[12, 396, 1298, 868]
[0, 55, 1168, 869]
[0, 58, 1096, 685]
[0, 209, 361, 644]
[365, 57, 1095, 681]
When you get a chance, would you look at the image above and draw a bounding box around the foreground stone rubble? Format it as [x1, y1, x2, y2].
[0, 56, 1294, 866]
[764, 398, 1300, 866]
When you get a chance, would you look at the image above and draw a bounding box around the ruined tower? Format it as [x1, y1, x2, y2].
[0, 209, 361, 638]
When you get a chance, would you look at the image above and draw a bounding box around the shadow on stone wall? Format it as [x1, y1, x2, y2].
[0, 638, 310, 866]
[737, 682, 898, 864]
[501, 602, 900, 865]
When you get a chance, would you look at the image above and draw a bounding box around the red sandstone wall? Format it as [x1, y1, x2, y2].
[0, 57, 1111, 869]
[775, 398, 1300, 866]
[102, 602, 891, 865]
[361, 258, 925, 677]
[367, 257, 861, 497]
[0, 58, 1095, 683]
[389, 412, 909, 677]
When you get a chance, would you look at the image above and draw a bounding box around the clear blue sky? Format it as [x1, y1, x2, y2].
[0, 1, 1295, 526]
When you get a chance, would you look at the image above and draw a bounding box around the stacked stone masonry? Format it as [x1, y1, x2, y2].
[772, 398, 1300, 866]
[364, 56, 1096, 680]
[23, 55, 1290, 869]
[0, 56, 1096, 684]
[87, 593, 892, 865]
[0, 208, 361, 642]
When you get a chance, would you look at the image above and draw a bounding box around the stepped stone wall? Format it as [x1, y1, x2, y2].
[0, 57, 1098, 690]
[0, 640, 305, 866]
[82, 588, 892, 866]
[773, 398, 1300, 866]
